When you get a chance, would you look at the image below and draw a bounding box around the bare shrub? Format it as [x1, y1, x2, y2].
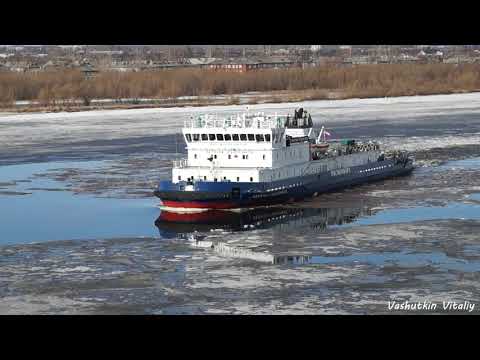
[1, 64, 480, 109]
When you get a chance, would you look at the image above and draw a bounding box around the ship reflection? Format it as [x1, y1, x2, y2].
[155, 205, 372, 239]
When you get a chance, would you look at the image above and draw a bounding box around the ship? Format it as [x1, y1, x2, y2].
[154, 108, 414, 210]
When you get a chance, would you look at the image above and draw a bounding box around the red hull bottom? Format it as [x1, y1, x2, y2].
[161, 200, 238, 209]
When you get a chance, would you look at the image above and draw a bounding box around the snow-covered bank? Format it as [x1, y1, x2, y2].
[3, 91, 480, 122]
[1, 91, 480, 165]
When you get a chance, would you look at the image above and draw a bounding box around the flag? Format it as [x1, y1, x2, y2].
[324, 130, 331, 137]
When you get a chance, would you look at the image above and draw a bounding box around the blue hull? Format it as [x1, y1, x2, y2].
[155, 159, 414, 209]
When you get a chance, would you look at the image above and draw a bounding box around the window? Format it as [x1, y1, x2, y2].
[250, 177, 253, 182]
[265, 134, 271, 142]
[232, 134, 239, 141]
[194, 154, 197, 159]
[237, 177, 240, 182]
[185, 134, 192, 142]
[248, 134, 255, 141]
[178, 176, 181, 180]
[204, 176, 207, 180]
[228, 155, 231, 159]
[240, 134, 247, 141]
[223, 176, 227, 180]
[216, 134, 224, 141]
[263, 154, 266, 160]
[256, 134, 265, 142]
[214, 178, 217, 182]
[193, 134, 200, 141]
[214, 154, 217, 159]
[201, 134, 208, 141]
[209, 134, 215, 141]
[224, 134, 231, 141]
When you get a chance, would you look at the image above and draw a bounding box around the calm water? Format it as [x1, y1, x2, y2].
[0, 161, 159, 244]
[1, 158, 480, 246]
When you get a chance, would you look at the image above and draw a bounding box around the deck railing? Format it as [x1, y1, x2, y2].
[183, 113, 288, 129]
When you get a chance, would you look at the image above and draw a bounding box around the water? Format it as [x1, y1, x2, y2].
[351, 202, 480, 226]
[0, 161, 159, 244]
[1, 156, 480, 314]
[1, 158, 480, 245]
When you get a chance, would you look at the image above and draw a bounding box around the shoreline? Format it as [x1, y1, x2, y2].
[2, 88, 480, 115]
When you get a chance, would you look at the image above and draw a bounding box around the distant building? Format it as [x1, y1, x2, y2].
[80, 64, 99, 79]
[343, 56, 375, 65]
[89, 50, 124, 55]
[206, 57, 299, 72]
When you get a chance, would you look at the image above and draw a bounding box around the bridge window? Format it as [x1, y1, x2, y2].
[193, 134, 200, 141]
[201, 134, 208, 141]
[185, 134, 192, 142]
[248, 134, 255, 141]
[232, 134, 239, 141]
[224, 134, 231, 141]
[216, 134, 224, 141]
[240, 134, 247, 141]
[256, 134, 265, 142]
[265, 134, 271, 142]
[209, 134, 215, 141]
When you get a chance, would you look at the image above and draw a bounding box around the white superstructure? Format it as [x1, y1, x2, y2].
[172, 110, 381, 184]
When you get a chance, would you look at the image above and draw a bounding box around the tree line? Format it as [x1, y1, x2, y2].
[1, 63, 480, 107]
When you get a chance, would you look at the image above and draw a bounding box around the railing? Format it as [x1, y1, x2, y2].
[173, 158, 188, 168]
[183, 112, 288, 129]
